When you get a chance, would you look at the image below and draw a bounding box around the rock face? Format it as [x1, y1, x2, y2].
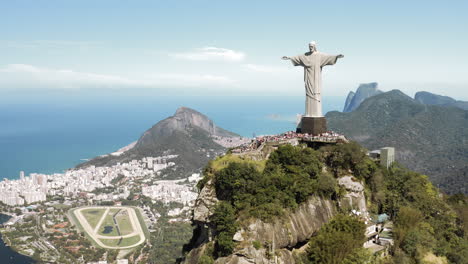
[136, 107, 236, 148]
[343, 82, 382, 112]
[193, 180, 219, 224]
[343, 91, 356, 112]
[234, 197, 336, 250]
[338, 176, 367, 214]
[183, 177, 367, 264]
[415, 91, 468, 110]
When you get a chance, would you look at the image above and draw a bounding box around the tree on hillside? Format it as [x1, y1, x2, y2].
[307, 214, 367, 264]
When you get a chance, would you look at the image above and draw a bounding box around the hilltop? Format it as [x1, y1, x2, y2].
[78, 107, 242, 179]
[182, 142, 468, 263]
[327, 90, 468, 194]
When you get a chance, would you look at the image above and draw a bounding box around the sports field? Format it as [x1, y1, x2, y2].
[70, 206, 147, 249]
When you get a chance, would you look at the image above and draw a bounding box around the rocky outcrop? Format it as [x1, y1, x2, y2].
[193, 180, 219, 224]
[343, 91, 356, 112]
[343, 82, 382, 112]
[183, 177, 368, 264]
[338, 176, 367, 214]
[215, 246, 296, 264]
[233, 196, 336, 250]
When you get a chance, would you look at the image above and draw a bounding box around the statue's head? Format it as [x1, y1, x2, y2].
[309, 41, 317, 53]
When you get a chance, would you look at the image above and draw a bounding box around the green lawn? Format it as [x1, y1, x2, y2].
[97, 209, 121, 236]
[81, 208, 106, 230]
[115, 210, 133, 235]
[100, 235, 141, 248]
[211, 154, 266, 172]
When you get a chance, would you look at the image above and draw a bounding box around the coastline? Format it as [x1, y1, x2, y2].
[0, 213, 36, 264]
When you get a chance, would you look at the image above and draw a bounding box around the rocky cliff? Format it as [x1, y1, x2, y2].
[183, 174, 368, 264]
[343, 82, 382, 112]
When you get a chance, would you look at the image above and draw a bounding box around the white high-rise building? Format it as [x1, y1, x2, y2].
[380, 147, 395, 168]
[147, 158, 154, 169]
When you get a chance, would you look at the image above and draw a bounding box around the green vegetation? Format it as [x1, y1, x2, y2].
[307, 214, 368, 264]
[378, 166, 468, 263]
[148, 221, 194, 264]
[211, 202, 238, 257]
[212, 145, 337, 222]
[199, 255, 215, 264]
[98, 209, 120, 236]
[327, 90, 468, 195]
[193, 141, 468, 263]
[252, 240, 262, 250]
[199, 145, 342, 258]
[115, 211, 133, 235]
[81, 208, 106, 230]
[197, 154, 266, 190]
[100, 235, 141, 247]
[110, 174, 125, 185]
[320, 141, 375, 179]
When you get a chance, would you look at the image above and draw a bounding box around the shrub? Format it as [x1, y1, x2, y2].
[307, 214, 366, 264]
[252, 240, 262, 250]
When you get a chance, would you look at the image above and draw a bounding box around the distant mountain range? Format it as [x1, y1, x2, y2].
[327, 90, 468, 194]
[78, 107, 239, 179]
[415, 91, 468, 110]
[344, 83, 468, 112]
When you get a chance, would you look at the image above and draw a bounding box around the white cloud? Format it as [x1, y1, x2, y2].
[170, 47, 245, 62]
[243, 63, 291, 73]
[0, 64, 234, 89]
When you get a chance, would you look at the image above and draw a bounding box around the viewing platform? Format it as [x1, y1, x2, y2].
[230, 131, 348, 159]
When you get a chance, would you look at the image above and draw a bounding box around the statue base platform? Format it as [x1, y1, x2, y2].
[296, 117, 327, 135]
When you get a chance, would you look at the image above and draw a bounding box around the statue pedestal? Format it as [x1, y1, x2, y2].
[296, 117, 327, 135]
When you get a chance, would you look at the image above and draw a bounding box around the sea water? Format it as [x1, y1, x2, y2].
[0, 94, 345, 180]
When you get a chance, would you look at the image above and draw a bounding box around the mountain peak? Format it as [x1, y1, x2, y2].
[343, 82, 383, 112]
[79, 106, 239, 176]
[175, 106, 201, 115]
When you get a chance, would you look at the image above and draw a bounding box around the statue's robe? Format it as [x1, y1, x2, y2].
[290, 52, 339, 117]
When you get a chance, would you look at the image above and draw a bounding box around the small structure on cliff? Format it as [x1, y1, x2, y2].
[368, 147, 396, 168]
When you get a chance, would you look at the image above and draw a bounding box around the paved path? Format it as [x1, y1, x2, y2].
[73, 206, 146, 249]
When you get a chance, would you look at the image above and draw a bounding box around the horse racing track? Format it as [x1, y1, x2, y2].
[69, 206, 148, 249]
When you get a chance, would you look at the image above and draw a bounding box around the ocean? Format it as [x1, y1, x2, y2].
[0, 94, 345, 180]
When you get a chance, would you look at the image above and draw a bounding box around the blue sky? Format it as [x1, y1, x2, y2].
[1, 1, 467, 99]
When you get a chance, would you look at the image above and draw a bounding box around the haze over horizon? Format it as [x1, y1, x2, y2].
[1, 1, 467, 100]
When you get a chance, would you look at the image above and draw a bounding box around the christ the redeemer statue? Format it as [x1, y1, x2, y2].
[282, 41, 344, 117]
[282, 41, 343, 134]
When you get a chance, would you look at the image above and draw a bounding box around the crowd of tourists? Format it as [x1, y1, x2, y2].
[231, 131, 347, 154]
